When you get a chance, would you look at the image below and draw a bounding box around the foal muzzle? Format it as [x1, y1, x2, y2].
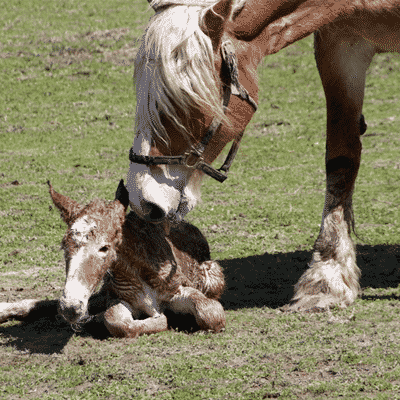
[58, 297, 93, 331]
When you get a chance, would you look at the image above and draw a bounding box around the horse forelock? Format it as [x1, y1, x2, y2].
[134, 0, 244, 148]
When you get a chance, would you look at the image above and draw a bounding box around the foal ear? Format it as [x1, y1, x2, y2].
[201, 0, 233, 51]
[114, 179, 130, 211]
[47, 181, 83, 225]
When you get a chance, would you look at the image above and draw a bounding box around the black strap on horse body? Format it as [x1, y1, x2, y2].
[129, 41, 258, 183]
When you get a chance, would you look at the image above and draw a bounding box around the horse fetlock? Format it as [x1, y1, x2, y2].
[288, 257, 360, 312]
[288, 195, 361, 313]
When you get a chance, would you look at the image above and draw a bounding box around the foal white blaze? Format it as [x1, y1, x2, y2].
[62, 247, 92, 322]
[60, 216, 111, 325]
[70, 217, 97, 245]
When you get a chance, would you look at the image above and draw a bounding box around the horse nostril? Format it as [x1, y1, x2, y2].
[142, 201, 166, 222]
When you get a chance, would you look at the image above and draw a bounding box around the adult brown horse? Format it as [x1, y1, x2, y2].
[127, 0, 400, 311]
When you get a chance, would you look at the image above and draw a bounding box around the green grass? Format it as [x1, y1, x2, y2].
[1, 1, 400, 399]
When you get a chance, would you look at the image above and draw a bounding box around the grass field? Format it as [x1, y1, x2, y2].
[1, 1, 400, 399]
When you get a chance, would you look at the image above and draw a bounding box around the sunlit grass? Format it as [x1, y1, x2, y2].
[1, 1, 400, 399]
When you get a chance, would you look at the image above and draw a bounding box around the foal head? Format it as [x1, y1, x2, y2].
[49, 181, 129, 326]
[127, 0, 259, 225]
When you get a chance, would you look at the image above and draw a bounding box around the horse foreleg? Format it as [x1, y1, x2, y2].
[99, 301, 168, 338]
[168, 286, 226, 332]
[0, 299, 58, 323]
[286, 27, 375, 312]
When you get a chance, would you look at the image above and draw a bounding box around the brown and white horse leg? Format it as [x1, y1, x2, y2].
[0, 290, 108, 326]
[0, 299, 58, 323]
[287, 27, 375, 311]
[168, 286, 226, 332]
[99, 300, 168, 338]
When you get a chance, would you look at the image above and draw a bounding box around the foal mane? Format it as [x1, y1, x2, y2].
[134, 0, 245, 147]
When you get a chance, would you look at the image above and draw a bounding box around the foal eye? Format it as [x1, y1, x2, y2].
[99, 246, 109, 253]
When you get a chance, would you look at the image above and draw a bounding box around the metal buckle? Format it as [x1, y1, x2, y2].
[184, 151, 204, 169]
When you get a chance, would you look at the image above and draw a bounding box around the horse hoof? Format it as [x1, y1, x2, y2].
[281, 294, 347, 313]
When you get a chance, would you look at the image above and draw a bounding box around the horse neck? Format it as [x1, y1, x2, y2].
[230, 0, 360, 58]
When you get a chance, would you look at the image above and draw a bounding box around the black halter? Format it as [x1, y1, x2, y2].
[129, 41, 258, 183]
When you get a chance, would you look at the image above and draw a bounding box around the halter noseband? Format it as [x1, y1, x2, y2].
[129, 41, 258, 183]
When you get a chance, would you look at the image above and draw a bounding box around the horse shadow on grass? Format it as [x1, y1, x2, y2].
[0, 302, 111, 354]
[219, 243, 400, 310]
[1, 244, 399, 354]
[0, 302, 73, 355]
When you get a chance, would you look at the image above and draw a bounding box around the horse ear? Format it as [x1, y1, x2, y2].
[47, 181, 83, 225]
[114, 179, 130, 211]
[201, 0, 233, 51]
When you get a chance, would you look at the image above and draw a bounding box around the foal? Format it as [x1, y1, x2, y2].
[0, 181, 226, 337]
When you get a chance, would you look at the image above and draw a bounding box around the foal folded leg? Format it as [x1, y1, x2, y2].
[168, 286, 225, 332]
[287, 27, 375, 311]
[99, 300, 168, 338]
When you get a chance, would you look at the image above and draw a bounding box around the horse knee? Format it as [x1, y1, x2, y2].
[169, 287, 225, 332]
[326, 155, 359, 174]
[324, 156, 359, 203]
[102, 302, 168, 338]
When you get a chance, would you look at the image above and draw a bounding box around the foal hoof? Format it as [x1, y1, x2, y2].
[281, 294, 347, 313]
[196, 300, 226, 332]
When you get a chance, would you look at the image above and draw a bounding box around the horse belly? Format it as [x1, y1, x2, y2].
[348, 12, 400, 53]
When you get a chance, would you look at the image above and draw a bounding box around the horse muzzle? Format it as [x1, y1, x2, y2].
[127, 170, 181, 223]
[139, 199, 167, 222]
[58, 296, 90, 327]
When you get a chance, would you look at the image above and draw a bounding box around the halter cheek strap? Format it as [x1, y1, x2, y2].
[129, 41, 258, 183]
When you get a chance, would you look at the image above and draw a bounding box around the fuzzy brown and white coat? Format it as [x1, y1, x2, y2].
[0, 180, 225, 337]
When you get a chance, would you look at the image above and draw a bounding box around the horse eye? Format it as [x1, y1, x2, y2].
[99, 246, 109, 253]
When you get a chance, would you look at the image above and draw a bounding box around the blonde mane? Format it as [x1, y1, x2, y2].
[134, 0, 245, 147]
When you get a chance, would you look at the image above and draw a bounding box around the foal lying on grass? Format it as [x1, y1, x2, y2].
[0, 180, 226, 337]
